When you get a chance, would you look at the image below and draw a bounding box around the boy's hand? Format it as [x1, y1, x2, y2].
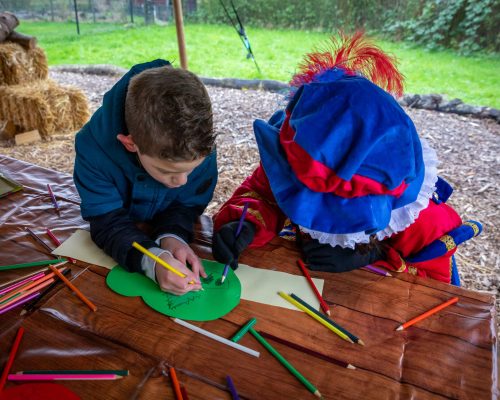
[212, 221, 255, 270]
[160, 236, 207, 279]
[155, 251, 203, 295]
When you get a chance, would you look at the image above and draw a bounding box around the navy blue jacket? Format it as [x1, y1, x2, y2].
[74, 60, 217, 273]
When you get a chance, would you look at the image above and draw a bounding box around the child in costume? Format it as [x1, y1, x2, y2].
[74, 60, 217, 295]
[212, 32, 481, 284]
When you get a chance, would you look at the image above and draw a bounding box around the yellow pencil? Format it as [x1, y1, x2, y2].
[278, 291, 354, 344]
[132, 242, 197, 286]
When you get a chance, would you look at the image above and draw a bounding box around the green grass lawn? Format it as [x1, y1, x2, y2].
[21, 21, 500, 108]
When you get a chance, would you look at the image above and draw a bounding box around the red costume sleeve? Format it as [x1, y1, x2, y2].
[373, 201, 462, 283]
[213, 164, 287, 247]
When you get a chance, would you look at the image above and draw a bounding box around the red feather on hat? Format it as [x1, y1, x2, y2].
[290, 31, 404, 97]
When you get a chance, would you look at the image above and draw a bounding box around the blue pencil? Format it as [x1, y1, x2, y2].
[221, 202, 249, 283]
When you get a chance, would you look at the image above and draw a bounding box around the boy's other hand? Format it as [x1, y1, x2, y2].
[212, 221, 255, 270]
[155, 251, 203, 295]
[160, 237, 207, 279]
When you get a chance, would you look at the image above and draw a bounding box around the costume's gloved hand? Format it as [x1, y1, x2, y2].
[302, 238, 381, 272]
[212, 221, 255, 270]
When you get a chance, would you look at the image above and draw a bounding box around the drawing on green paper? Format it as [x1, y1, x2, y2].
[106, 259, 241, 321]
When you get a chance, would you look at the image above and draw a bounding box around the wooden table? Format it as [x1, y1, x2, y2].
[0, 155, 498, 399]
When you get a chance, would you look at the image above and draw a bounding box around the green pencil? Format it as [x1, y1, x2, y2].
[0, 259, 68, 271]
[249, 328, 322, 398]
[19, 370, 129, 376]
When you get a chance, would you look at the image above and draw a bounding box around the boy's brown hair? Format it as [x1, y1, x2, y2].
[125, 66, 215, 161]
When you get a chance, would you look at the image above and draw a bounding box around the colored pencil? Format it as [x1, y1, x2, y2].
[0, 279, 54, 311]
[18, 370, 129, 376]
[132, 242, 197, 286]
[226, 375, 240, 400]
[278, 291, 354, 344]
[171, 318, 260, 357]
[290, 293, 364, 346]
[20, 268, 72, 315]
[221, 202, 249, 283]
[249, 328, 322, 398]
[396, 297, 459, 331]
[169, 367, 183, 400]
[0, 272, 45, 296]
[0, 268, 48, 289]
[180, 385, 189, 400]
[24, 227, 58, 257]
[0, 326, 24, 391]
[0, 292, 40, 316]
[8, 374, 122, 381]
[48, 264, 97, 312]
[259, 330, 356, 369]
[45, 228, 76, 263]
[297, 259, 331, 316]
[362, 264, 392, 277]
[46, 183, 60, 211]
[0, 264, 66, 305]
[0, 259, 67, 271]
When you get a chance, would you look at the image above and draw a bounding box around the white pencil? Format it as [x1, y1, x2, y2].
[171, 318, 260, 358]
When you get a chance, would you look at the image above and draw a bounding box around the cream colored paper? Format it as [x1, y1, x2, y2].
[52, 229, 117, 269]
[235, 263, 324, 311]
[53, 230, 325, 310]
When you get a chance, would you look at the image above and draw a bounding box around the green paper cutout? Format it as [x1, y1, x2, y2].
[106, 259, 241, 321]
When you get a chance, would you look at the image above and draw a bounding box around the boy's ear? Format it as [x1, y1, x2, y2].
[117, 134, 138, 152]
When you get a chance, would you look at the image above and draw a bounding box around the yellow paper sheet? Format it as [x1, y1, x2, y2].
[53, 230, 325, 310]
[52, 229, 117, 269]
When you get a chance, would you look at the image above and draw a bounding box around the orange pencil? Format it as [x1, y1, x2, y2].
[0, 278, 54, 312]
[396, 297, 459, 331]
[169, 367, 183, 400]
[48, 265, 97, 312]
[297, 259, 331, 316]
[0, 326, 24, 391]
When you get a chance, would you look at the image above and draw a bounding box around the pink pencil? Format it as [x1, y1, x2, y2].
[0, 292, 40, 315]
[361, 264, 392, 277]
[0, 272, 45, 296]
[8, 373, 122, 381]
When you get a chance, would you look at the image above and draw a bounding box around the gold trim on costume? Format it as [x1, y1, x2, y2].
[240, 191, 277, 205]
[464, 221, 480, 237]
[408, 266, 418, 275]
[439, 235, 456, 251]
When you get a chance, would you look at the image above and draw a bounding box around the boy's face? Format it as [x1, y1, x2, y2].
[137, 152, 205, 189]
[117, 133, 204, 188]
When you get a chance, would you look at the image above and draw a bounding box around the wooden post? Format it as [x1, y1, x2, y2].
[172, 0, 187, 69]
[129, 0, 134, 23]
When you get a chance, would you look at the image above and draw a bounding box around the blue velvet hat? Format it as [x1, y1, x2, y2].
[253, 32, 435, 241]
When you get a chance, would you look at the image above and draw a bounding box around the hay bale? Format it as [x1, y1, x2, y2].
[0, 79, 90, 138]
[0, 42, 48, 85]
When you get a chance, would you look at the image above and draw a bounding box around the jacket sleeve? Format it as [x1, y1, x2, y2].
[87, 208, 157, 273]
[213, 163, 287, 247]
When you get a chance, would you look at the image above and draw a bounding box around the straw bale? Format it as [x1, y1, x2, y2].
[0, 79, 89, 138]
[0, 42, 48, 85]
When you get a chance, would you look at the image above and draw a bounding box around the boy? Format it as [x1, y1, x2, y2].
[74, 60, 217, 295]
[212, 33, 481, 284]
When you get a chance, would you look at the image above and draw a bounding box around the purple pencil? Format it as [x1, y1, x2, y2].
[226, 375, 240, 400]
[362, 264, 392, 277]
[0, 292, 40, 315]
[0, 272, 45, 296]
[220, 202, 250, 283]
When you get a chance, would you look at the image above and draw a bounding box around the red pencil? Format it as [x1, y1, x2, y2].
[0, 326, 24, 391]
[45, 228, 76, 263]
[297, 259, 330, 316]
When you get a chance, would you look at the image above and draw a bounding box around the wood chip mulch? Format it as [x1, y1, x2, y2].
[2, 70, 499, 325]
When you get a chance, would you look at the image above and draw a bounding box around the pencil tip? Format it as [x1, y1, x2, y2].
[357, 339, 365, 346]
[396, 325, 404, 331]
[314, 390, 322, 398]
[19, 310, 27, 316]
[326, 310, 331, 316]
[386, 272, 393, 277]
[220, 277, 226, 284]
[347, 364, 356, 370]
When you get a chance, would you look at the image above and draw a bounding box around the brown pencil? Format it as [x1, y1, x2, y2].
[24, 227, 58, 258]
